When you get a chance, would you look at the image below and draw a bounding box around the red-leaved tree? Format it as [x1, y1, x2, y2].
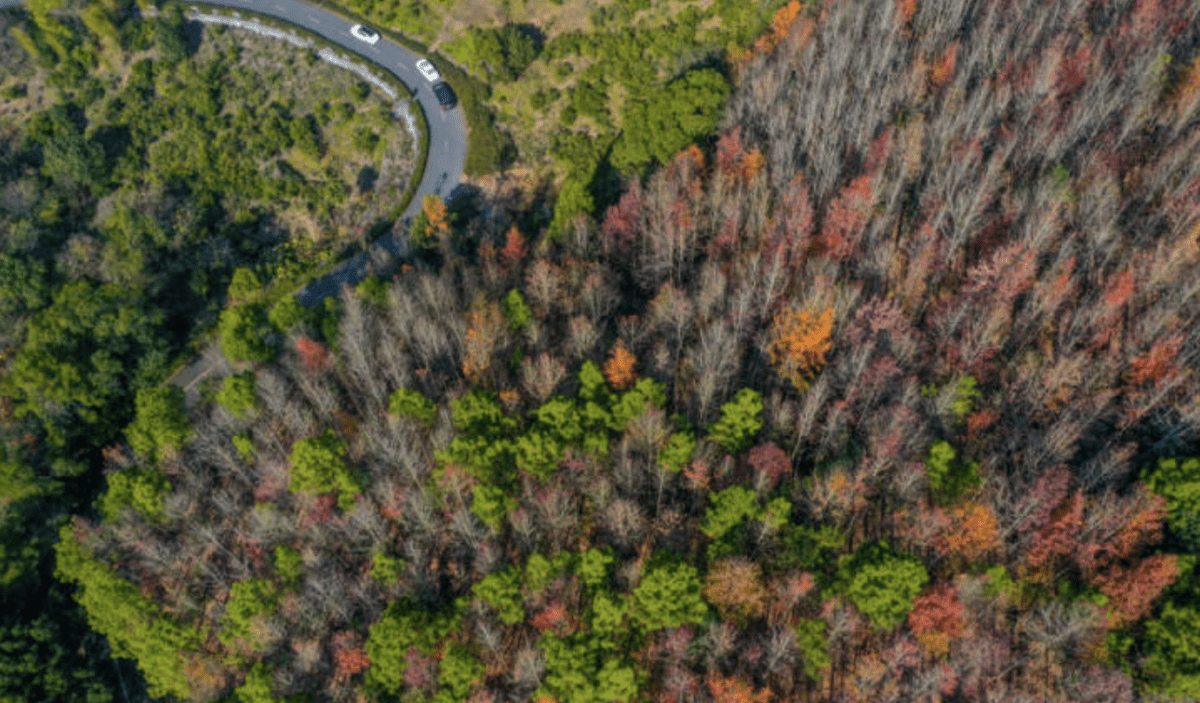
[907, 582, 965, 658]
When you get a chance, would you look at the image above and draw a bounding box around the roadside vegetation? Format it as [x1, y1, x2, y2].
[341, 0, 792, 230]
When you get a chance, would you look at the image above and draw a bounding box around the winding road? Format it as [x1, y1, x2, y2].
[0, 0, 469, 404]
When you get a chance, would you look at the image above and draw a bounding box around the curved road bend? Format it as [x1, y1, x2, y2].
[0, 0, 468, 404]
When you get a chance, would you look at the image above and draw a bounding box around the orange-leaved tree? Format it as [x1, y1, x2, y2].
[462, 298, 506, 385]
[767, 306, 834, 392]
[935, 500, 1001, 565]
[410, 194, 451, 250]
[706, 673, 772, 703]
[603, 339, 637, 390]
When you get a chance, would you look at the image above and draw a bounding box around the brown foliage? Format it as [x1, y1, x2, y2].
[331, 630, 370, 684]
[296, 337, 331, 374]
[1093, 554, 1179, 627]
[705, 673, 772, 703]
[704, 558, 768, 626]
[1024, 489, 1084, 580]
[747, 442, 790, 492]
[1125, 334, 1185, 386]
[462, 298, 506, 385]
[499, 226, 527, 275]
[907, 582, 965, 658]
[529, 599, 569, 634]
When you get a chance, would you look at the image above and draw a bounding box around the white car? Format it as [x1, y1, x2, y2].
[349, 24, 380, 45]
[415, 59, 440, 83]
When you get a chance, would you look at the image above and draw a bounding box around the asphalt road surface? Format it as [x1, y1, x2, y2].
[0, 0, 468, 405]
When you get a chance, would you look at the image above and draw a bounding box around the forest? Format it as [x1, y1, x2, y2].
[7, 0, 1200, 701]
[0, 0, 416, 699]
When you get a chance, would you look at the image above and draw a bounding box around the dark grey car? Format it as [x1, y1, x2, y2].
[432, 82, 457, 110]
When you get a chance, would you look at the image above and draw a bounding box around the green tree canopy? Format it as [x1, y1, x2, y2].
[707, 388, 763, 455]
[288, 429, 361, 511]
[219, 303, 274, 363]
[610, 68, 730, 174]
[794, 617, 832, 682]
[219, 578, 279, 650]
[836, 541, 929, 630]
[925, 440, 981, 504]
[268, 295, 308, 334]
[0, 608, 114, 703]
[216, 371, 258, 419]
[227, 266, 263, 303]
[365, 598, 465, 696]
[631, 559, 707, 632]
[450, 24, 541, 82]
[0, 281, 167, 446]
[535, 633, 638, 703]
[503, 288, 532, 333]
[576, 547, 615, 591]
[54, 525, 200, 700]
[472, 566, 524, 625]
[124, 386, 191, 462]
[1143, 457, 1200, 552]
[388, 387, 437, 427]
[96, 466, 171, 524]
[434, 642, 483, 703]
[702, 486, 759, 542]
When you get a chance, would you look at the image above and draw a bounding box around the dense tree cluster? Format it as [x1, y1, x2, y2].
[9, 0, 1200, 701]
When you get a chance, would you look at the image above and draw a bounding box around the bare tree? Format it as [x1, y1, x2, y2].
[520, 352, 567, 404]
[601, 498, 647, 552]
